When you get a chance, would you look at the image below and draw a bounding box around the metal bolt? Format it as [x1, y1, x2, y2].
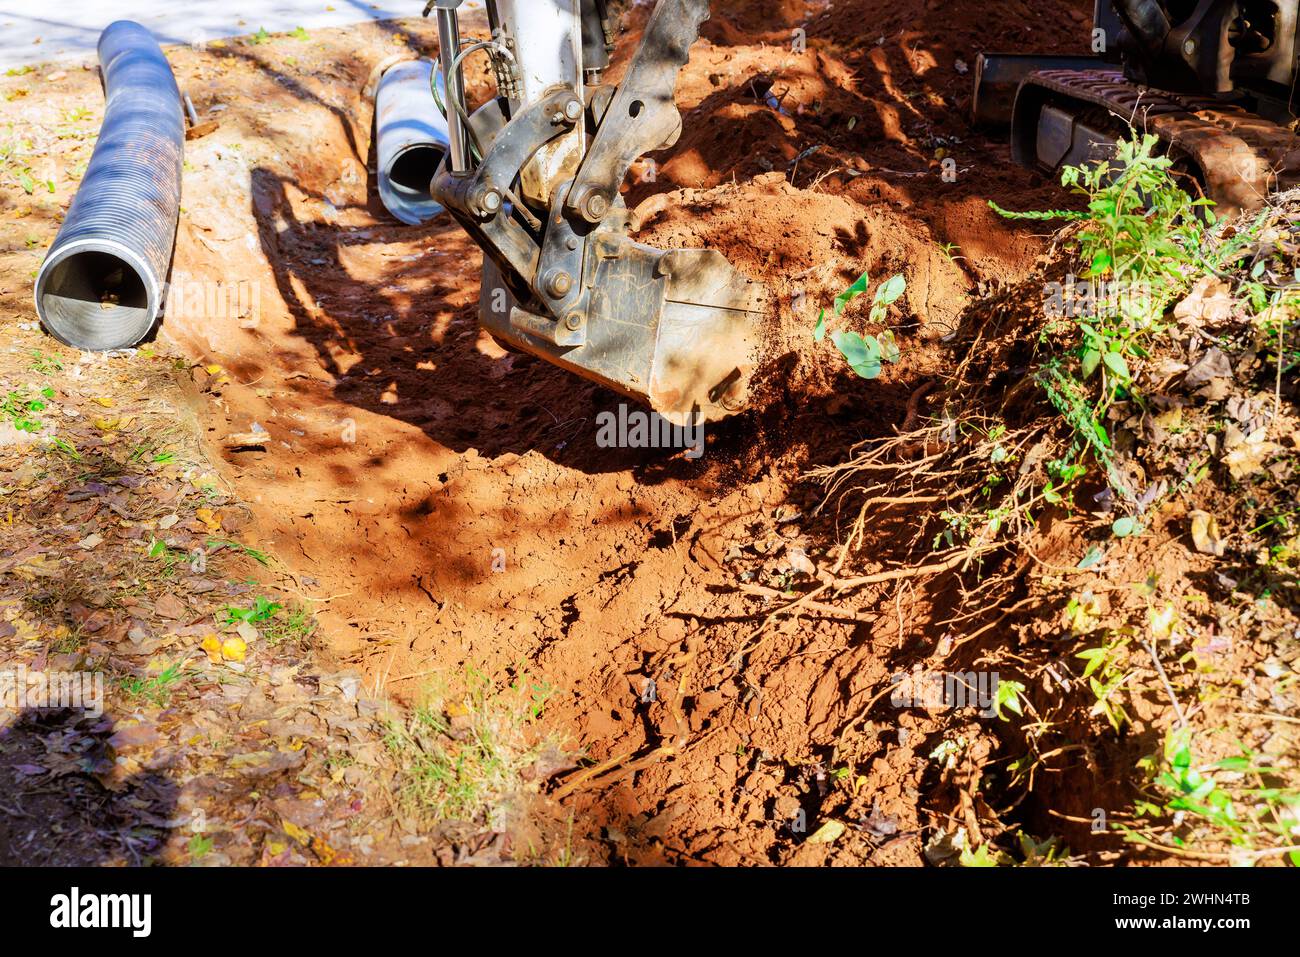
[583, 191, 609, 221]
[1183, 38, 1197, 56]
[477, 188, 502, 214]
[564, 313, 583, 331]
[563, 98, 583, 122]
[544, 270, 574, 298]
[565, 237, 579, 251]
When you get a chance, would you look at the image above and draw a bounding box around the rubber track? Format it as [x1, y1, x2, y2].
[1021, 67, 1300, 214]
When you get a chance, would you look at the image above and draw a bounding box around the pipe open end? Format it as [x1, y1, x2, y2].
[380, 143, 447, 225]
[35, 244, 158, 351]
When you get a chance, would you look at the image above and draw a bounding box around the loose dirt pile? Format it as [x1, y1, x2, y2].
[4, 0, 1293, 868]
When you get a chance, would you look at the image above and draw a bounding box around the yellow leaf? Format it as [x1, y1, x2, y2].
[280, 816, 351, 866]
[201, 633, 223, 663]
[230, 751, 273, 769]
[1189, 510, 1225, 556]
[807, 820, 847, 845]
[15, 554, 58, 579]
[1222, 425, 1279, 480]
[195, 507, 222, 531]
[1149, 603, 1178, 641]
[281, 819, 310, 844]
[91, 396, 114, 408]
[221, 635, 247, 662]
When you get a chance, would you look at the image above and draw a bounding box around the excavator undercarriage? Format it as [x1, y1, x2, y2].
[977, 1, 1300, 216]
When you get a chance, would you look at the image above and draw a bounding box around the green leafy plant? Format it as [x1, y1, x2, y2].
[814, 271, 907, 379]
[1126, 728, 1300, 862]
[187, 834, 214, 860]
[1043, 452, 1086, 505]
[960, 842, 1012, 866]
[205, 538, 272, 566]
[993, 678, 1028, 722]
[221, 595, 282, 626]
[146, 538, 191, 578]
[119, 662, 185, 707]
[1076, 633, 1133, 732]
[2, 385, 54, 432]
[262, 604, 317, 647]
[27, 350, 63, 375]
[996, 133, 1211, 504]
[383, 667, 563, 823]
[1111, 516, 1140, 538]
[49, 437, 79, 460]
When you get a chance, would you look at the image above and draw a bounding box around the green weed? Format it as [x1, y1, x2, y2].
[119, 662, 186, 707]
[814, 270, 907, 379]
[384, 668, 561, 824]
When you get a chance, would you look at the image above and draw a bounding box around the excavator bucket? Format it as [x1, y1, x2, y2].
[480, 235, 765, 427]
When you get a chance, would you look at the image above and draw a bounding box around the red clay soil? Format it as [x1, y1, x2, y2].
[138, 0, 1090, 863]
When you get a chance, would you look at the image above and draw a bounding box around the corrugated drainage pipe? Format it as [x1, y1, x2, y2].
[34, 21, 183, 351]
[375, 59, 450, 225]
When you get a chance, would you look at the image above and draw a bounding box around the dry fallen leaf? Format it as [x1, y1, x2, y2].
[281, 817, 351, 865]
[1222, 426, 1279, 480]
[1174, 276, 1235, 325]
[154, 593, 188, 620]
[1183, 347, 1234, 388]
[108, 722, 160, 751]
[1189, 510, 1226, 556]
[222, 432, 268, 451]
[786, 545, 816, 576]
[806, 819, 847, 844]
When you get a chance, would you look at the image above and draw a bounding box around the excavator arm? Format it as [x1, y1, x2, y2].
[427, 0, 765, 426]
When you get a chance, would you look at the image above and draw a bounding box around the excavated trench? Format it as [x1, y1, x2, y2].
[143, 0, 1100, 863]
